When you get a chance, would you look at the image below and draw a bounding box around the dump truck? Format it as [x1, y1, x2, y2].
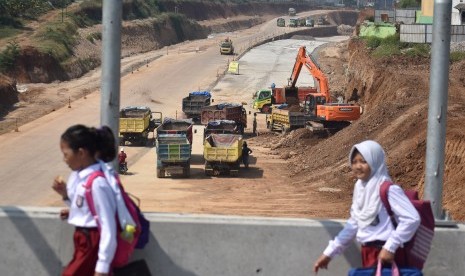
[266, 105, 311, 134]
[252, 86, 317, 113]
[277, 18, 285, 27]
[288, 18, 298, 27]
[182, 91, 211, 121]
[155, 118, 194, 178]
[201, 103, 247, 134]
[119, 106, 162, 146]
[316, 16, 326, 25]
[305, 17, 315, 27]
[204, 133, 243, 176]
[220, 38, 234, 55]
[288, 7, 296, 16]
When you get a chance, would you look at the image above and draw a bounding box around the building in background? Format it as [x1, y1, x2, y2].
[419, 0, 464, 25]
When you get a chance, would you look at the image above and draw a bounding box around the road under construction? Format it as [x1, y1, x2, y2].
[0, 7, 464, 276]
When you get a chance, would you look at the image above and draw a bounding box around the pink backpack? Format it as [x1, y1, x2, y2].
[84, 171, 142, 268]
[380, 181, 435, 270]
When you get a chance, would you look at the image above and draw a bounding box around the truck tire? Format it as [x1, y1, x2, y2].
[205, 162, 213, 176]
[281, 126, 287, 135]
[156, 168, 164, 178]
[261, 105, 271, 114]
[183, 167, 190, 178]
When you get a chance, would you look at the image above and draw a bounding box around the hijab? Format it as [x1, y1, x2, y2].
[349, 140, 391, 229]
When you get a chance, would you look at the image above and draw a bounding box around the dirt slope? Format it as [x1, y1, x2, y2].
[252, 38, 465, 221]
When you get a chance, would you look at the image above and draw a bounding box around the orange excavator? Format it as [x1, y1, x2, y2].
[289, 46, 361, 132]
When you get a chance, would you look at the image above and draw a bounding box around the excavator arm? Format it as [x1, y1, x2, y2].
[288, 46, 331, 103]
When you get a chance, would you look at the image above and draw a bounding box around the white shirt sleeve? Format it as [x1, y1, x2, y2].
[92, 176, 117, 273]
[323, 216, 358, 258]
[383, 185, 421, 253]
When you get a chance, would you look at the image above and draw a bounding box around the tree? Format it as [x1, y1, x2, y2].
[0, 41, 21, 73]
[398, 0, 420, 8]
[0, 0, 49, 19]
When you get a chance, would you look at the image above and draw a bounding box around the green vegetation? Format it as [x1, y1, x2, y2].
[0, 26, 20, 39]
[398, 0, 420, 8]
[35, 20, 78, 62]
[0, 0, 50, 20]
[86, 32, 102, 43]
[403, 43, 430, 58]
[0, 41, 20, 73]
[450, 51, 465, 62]
[362, 34, 431, 58]
[77, 0, 160, 22]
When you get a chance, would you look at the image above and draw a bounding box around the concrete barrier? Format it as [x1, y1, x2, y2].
[0, 206, 463, 276]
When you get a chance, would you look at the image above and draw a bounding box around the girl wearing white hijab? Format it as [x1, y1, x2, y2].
[313, 140, 420, 274]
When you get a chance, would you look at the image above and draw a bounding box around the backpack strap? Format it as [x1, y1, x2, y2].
[83, 170, 105, 229]
[380, 180, 398, 228]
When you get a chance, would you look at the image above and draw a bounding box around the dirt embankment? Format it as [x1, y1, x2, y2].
[0, 74, 18, 116]
[256, 38, 465, 221]
[3, 1, 320, 85]
[0, 2, 323, 115]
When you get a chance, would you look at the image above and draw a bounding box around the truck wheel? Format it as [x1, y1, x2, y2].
[261, 105, 271, 114]
[183, 167, 190, 178]
[156, 168, 164, 178]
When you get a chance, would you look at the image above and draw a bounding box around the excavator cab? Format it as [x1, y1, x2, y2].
[303, 94, 326, 116]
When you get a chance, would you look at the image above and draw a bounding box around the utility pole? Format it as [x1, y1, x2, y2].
[424, 0, 452, 221]
[101, 0, 123, 169]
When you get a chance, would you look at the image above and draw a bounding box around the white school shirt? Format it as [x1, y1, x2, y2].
[323, 185, 420, 258]
[64, 163, 117, 273]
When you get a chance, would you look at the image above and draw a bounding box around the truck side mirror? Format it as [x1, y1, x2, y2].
[249, 111, 251, 115]
[194, 129, 198, 134]
[211, 99, 215, 103]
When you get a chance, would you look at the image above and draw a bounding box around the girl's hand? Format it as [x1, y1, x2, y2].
[313, 254, 331, 274]
[52, 176, 67, 198]
[59, 208, 69, 220]
[378, 248, 395, 264]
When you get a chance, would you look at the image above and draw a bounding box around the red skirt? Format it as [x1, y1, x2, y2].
[62, 227, 100, 276]
[361, 240, 408, 268]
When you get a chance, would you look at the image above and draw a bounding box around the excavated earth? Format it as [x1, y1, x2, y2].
[1, 3, 465, 221]
[254, 38, 465, 221]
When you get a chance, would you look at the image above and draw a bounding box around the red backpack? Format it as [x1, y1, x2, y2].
[380, 181, 435, 270]
[84, 171, 143, 268]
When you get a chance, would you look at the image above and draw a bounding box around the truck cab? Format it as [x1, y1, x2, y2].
[252, 89, 273, 113]
[277, 18, 285, 27]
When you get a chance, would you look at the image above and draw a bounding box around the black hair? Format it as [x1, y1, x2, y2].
[61, 124, 116, 162]
[350, 148, 360, 163]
